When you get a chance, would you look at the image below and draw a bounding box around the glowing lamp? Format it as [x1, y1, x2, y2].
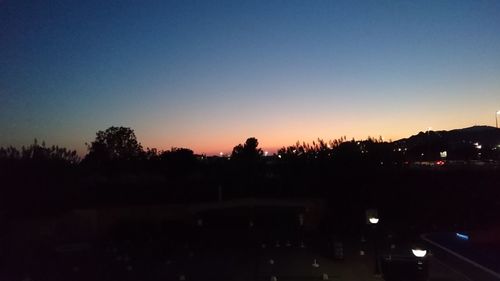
[412, 249, 427, 258]
[366, 208, 379, 225]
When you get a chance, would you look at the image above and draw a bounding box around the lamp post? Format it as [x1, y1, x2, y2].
[412, 246, 428, 280]
[368, 215, 380, 276]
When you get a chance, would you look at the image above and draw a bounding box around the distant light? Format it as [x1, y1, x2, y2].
[440, 151, 447, 158]
[412, 249, 427, 258]
[264, 151, 268, 156]
[497, 110, 500, 114]
[219, 152, 223, 157]
[398, 148, 402, 152]
[368, 217, 379, 224]
[278, 154, 282, 159]
[456, 233, 469, 240]
[436, 160, 445, 166]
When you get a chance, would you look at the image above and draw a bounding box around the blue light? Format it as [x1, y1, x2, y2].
[456, 233, 469, 240]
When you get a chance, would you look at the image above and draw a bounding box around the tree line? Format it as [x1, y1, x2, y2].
[1, 126, 499, 168]
[1, 126, 499, 232]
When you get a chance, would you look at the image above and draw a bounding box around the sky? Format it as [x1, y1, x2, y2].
[1, 0, 499, 155]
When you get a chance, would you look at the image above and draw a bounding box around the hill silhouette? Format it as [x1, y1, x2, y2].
[395, 125, 500, 148]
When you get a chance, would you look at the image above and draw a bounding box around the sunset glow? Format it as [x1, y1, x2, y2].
[1, 1, 499, 155]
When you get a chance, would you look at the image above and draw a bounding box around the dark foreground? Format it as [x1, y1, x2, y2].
[0, 205, 486, 281]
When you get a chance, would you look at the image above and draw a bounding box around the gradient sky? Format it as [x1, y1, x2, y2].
[1, 0, 499, 155]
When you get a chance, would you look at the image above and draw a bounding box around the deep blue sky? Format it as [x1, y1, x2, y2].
[1, 0, 499, 154]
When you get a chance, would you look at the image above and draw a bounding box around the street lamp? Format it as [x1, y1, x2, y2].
[367, 210, 380, 276]
[412, 246, 428, 280]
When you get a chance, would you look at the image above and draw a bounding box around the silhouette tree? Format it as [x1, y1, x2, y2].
[160, 147, 196, 174]
[160, 147, 195, 162]
[231, 137, 263, 161]
[0, 146, 21, 160]
[85, 126, 144, 162]
[229, 138, 264, 196]
[143, 147, 160, 161]
[0, 139, 79, 164]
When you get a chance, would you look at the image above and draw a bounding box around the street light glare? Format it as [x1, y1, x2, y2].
[368, 217, 379, 224]
[412, 249, 427, 258]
